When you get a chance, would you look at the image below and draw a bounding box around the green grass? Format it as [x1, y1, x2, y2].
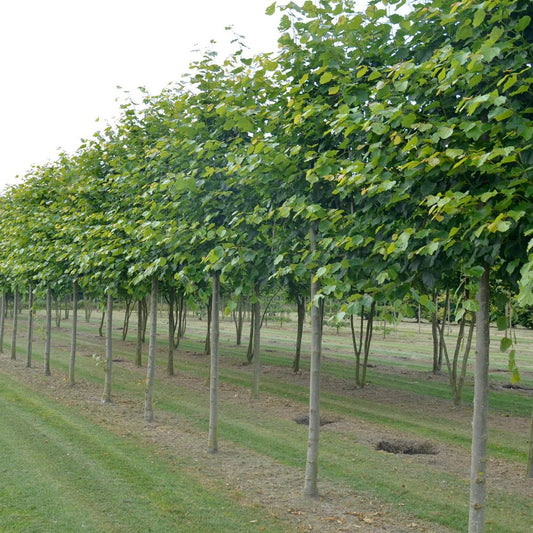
[1, 309, 532, 533]
[0, 372, 284, 533]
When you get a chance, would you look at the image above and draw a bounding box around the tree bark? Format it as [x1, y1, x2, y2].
[251, 290, 261, 399]
[69, 280, 78, 386]
[0, 290, 5, 353]
[26, 285, 34, 368]
[233, 296, 244, 345]
[144, 278, 158, 422]
[101, 292, 113, 403]
[167, 286, 175, 375]
[360, 301, 376, 387]
[54, 295, 61, 328]
[98, 307, 105, 337]
[121, 296, 133, 341]
[204, 299, 212, 355]
[293, 295, 305, 372]
[431, 290, 440, 374]
[44, 288, 52, 376]
[208, 272, 220, 454]
[10, 288, 19, 360]
[304, 222, 323, 498]
[468, 267, 490, 533]
[527, 401, 533, 478]
[135, 298, 143, 367]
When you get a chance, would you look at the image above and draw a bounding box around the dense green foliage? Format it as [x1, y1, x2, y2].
[0, 1, 531, 531]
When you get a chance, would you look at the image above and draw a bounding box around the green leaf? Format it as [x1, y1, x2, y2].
[496, 316, 508, 331]
[264, 59, 278, 71]
[437, 126, 454, 139]
[265, 2, 276, 16]
[237, 117, 254, 132]
[279, 14, 291, 31]
[356, 66, 368, 78]
[500, 337, 512, 352]
[515, 15, 531, 32]
[473, 9, 486, 28]
[316, 266, 327, 278]
[328, 86, 340, 95]
[319, 71, 333, 84]
[508, 349, 521, 384]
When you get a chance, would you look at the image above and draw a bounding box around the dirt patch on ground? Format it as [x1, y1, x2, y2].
[1, 347, 532, 532]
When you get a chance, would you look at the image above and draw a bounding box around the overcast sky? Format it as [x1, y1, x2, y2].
[0, 0, 289, 191]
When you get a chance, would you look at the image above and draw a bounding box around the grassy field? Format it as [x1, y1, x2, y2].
[0, 304, 532, 532]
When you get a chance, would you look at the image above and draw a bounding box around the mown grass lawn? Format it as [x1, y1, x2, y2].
[1, 307, 532, 532]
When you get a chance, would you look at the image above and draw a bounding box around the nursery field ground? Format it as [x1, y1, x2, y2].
[0, 308, 532, 532]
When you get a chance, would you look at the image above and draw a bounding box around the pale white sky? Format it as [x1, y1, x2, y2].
[0, 0, 287, 190]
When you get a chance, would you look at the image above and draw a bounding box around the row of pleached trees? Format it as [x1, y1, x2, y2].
[1, 1, 532, 531]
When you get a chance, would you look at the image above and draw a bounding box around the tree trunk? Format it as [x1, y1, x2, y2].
[44, 288, 52, 376]
[360, 301, 376, 387]
[208, 272, 220, 454]
[84, 294, 93, 322]
[431, 290, 440, 374]
[141, 297, 148, 343]
[293, 295, 305, 372]
[63, 296, 70, 320]
[102, 292, 113, 404]
[10, 288, 19, 360]
[54, 295, 61, 328]
[122, 296, 133, 341]
[135, 298, 143, 367]
[0, 290, 5, 353]
[246, 309, 255, 362]
[304, 222, 323, 498]
[527, 401, 533, 478]
[144, 278, 158, 422]
[26, 285, 34, 368]
[251, 290, 261, 399]
[204, 299, 212, 355]
[468, 267, 490, 533]
[69, 280, 78, 386]
[233, 297, 244, 345]
[175, 292, 186, 347]
[98, 307, 105, 337]
[167, 290, 175, 375]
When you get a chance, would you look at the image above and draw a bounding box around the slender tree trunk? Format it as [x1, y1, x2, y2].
[204, 299, 212, 355]
[10, 288, 19, 360]
[145, 278, 158, 422]
[360, 301, 376, 387]
[54, 295, 61, 328]
[350, 312, 363, 385]
[208, 272, 220, 454]
[69, 280, 78, 386]
[84, 294, 93, 322]
[141, 297, 148, 343]
[44, 288, 52, 376]
[136, 299, 143, 367]
[251, 290, 261, 399]
[468, 267, 490, 533]
[233, 297, 244, 345]
[293, 295, 305, 372]
[0, 290, 5, 353]
[102, 292, 113, 404]
[98, 307, 105, 337]
[304, 222, 323, 498]
[526, 401, 533, 478]
[168, 287, 176, 375]
[26, 285, 34, 368]
[246, 308, 255, 362]
[122, 296, 133, 341]
[175, 292, 186, 347]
